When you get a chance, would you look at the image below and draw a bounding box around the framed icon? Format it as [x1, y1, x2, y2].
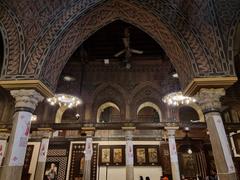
[230, 131, 240, 157]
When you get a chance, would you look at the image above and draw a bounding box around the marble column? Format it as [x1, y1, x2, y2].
[165, 126, 180, 180]
[196, 88, 237, 180]
[123, 127, 135, 180]
[82, 128, 95, 180]
[0, 89, 43, 180]
[35, 131, 51, 180]
[0, 133, 8, 166]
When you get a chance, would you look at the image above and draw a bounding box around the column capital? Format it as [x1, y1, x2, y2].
[195, 88, 225, 113]
[122, 127, 135, 139]
[165, 126, 179, 136]
[81, 127, 95, 136]
[10, 89, 44, 112]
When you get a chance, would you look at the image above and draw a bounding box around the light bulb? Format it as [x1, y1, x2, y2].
[187, 148, 192, 154]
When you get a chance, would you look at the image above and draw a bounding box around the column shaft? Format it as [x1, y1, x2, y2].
[205, 112, 237, 180]
[35, 138, 50, 180]
[165, 127, 180, 180]
[126, 139, 134, 180]
[0, 111, 32, 180]
[123, 127, 135, 180]
[83, 137, 93, 180]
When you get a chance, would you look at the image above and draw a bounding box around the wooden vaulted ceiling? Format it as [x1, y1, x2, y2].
[70, 20, 166, 63]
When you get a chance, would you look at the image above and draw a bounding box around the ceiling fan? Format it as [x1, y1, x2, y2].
[114, 27, 143, 68]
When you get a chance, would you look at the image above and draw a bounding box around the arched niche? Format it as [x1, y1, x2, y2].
[92, 85, 126, 122]
[62, 107, 79, 122]
[97, 102, 121, 123]
[130, 84, 166, 121]
[137, 102, 161, 122]
[178, 103, 204, 123]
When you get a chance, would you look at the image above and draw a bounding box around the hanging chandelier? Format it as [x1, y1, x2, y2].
[47, 94, 81, 108]
[162, 91, 196, 106]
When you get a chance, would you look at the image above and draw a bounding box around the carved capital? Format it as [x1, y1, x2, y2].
[10, 89, 44, 111]
[165, 126, 179, 137]
[195, 88, 225, 112]
[122, 127, 135, 140]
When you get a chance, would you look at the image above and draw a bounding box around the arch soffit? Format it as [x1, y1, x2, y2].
[137, 101, 162, 122]
[33, 0, 205, 90]
[96, 102, 120, 122]
[0, 0, 237, 91]
[228, 9, 240, 66]
[0, 2, 25, 77]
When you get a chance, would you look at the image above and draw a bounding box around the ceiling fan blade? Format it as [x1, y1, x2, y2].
[130, 49, 143, 54]
[114, 49, 125, 57]
[123, 38, 129, 48]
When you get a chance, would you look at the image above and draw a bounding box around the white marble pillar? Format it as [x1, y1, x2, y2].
[123, 127, 135, 180]
[0, 89, 43, 180]
[196, 88, 237, 180]
[35, 135, 50, 180]
[83, 137, 93, 180]
[165, 126, 180, 180]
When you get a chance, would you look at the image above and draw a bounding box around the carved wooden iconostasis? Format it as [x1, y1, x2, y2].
[230, 131, 240, 178]
[159, 143, 171, 176]
[19, 139, 216, 180]
[22, 142, 41, 180]
[44, 141, 70, 180]
[178, 141, 208, 179]
[67, 142, 98, 180]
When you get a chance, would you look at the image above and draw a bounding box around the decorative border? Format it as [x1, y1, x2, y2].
[230, 130, 240, 157]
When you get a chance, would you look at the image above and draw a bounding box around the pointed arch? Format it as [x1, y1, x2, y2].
[32, 0, 207, 90]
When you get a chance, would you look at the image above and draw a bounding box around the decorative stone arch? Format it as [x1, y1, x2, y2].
[25, 0, 213, 91]
[92, 85, 126, 122]
[96, 102, 120, 122]
[1, 0, 236, 96]
[0, 2, 25, 77]
[178, 103, 205, 122]
[226, 8, 240, 69]
[137, 101, 162, 122]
